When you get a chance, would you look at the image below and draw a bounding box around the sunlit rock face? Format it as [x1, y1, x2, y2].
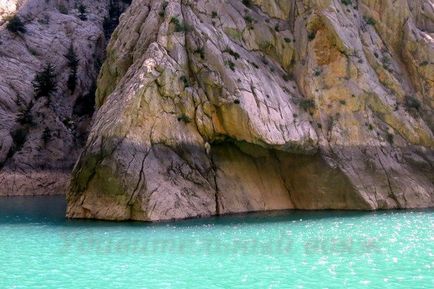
[0, 0, 129, 195]
[67, 0, 434, 221]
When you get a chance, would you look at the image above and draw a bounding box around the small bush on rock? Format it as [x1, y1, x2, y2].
[42, 127, 51, 145]
[6, 15, 26, 34]
[364, 16, 376, 26]
[242, 0, 252, 8]
[223, 48, 240, 60]
[78, 4, 87, 21]
[11, 128, 28, 153]
[58, 4, 68, 14]
[177, 113, 191, 123]
[299, 99, 316, 111]
[159, 1, 169, 17]
[405, 96, 421, 112]
[170, 17, 186, 32]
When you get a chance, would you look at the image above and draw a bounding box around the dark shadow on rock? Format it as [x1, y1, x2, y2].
[0, 195, 432, 228]
[67, 134, 434, 221]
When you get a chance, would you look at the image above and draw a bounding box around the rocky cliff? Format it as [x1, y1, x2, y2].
[0, 0, 128, 195]
[65, 0, 431, 220]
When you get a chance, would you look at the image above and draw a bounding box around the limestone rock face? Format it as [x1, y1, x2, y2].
[0, 0, 128, 195]
[67, 0, 434, 221]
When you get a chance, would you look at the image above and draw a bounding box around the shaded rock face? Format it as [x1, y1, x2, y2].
[67, 0, 434, 221]
[0, 0, 129, 195]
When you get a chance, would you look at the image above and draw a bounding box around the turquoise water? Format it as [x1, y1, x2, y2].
[0, 197, 432, 289]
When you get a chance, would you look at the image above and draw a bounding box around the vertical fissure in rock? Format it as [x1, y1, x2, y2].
[271, 150, 295, 207]
[209, 150, 221, 216]
[128, 152, 147, 206]
[376, 147, 401, 208]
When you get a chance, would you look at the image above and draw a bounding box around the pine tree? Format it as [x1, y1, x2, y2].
[65, 44, 79, 93]
[67, 73, 77, 93]
[103, 0, 121, 39]
[108, 0, 119, 19]
[16, 104, 34, 126]
[42, 127, 51, 145]
[32, 63, 57, 99]
[65, 44, 79, 69]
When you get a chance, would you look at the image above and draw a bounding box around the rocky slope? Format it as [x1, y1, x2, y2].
[65, 0, 433, 221]
[0, 0, 128, 195]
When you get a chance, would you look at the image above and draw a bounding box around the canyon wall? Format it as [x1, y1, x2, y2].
[60, 0, 434, 220]
[0, 0, 128, 195]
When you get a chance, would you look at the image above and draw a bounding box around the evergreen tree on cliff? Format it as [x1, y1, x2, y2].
[65, 44, 79, 93]
[32, 63, 57, 100]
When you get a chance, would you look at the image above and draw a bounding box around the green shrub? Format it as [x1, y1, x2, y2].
[11, 128, 28, 153]
[244, 15, 254, 24]
[78, 4, 87, 21]
[177, 113, 191, 123]
[159, 1, 168, 17]
[381, 55, 391, 70]
[244, 14, 255, 29]
[170, 17, 186, 32]
[299, 99, 316, 111]
[223, 48, 240, 60]
[405, 96, 421, 111]
[180, 75, 190, 87]
[194, 47, 205, 59]
[386, 133, 394, 144]
[282, 73, 293, 82]
[242, 0, 252, 7]
[308, 31, 316, 41]
[364, 16, 376, 26]
[58, 4, 68, 14]
[226, 60, 236, 71]
[62, 117, 75, 130]
[6, 15, 26, 34]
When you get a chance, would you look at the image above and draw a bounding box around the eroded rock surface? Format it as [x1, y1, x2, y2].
[0, 0, 128, 195]
[67, 0, 434, 221]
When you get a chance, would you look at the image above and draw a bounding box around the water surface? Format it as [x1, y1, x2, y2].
[0, 196, 432, 288]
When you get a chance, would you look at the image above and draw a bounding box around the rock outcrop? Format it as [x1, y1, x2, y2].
[0, 0, 128, 195]
[65, 0, 433, 221]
